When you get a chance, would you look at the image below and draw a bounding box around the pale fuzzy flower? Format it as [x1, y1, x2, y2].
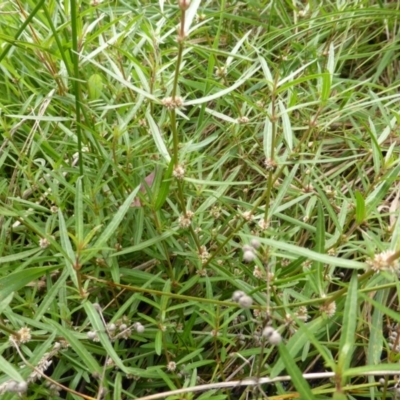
[178, 213, 192, 228]
[258, 219, 269, 230]
[262, 326, 282, 345]
[10, 327, 31, 345]
[251, 239, 261, 249]
[87, 331, 100, 342]
[303, 183, 314, 193]
[268, 330, 282, 345]
[39, 237, 51, 249]
[243, 250, 256, 263]
[173, 164, 185, 180]
[238, 295, 253, 308]
[264, 159, 277, 172]
[106, 358, 115, 367]
[367, 250, 399, 273]
[18, 327, 31, 343]
[50, 205, 58, 213]
[266, 272, 275, 282]
[133, 322, 145, 333]
[161, 97, 175, 109]
[320, 301, 336, 318]
[215, 66, 227, 77]
[161, 96, 184, 109]
[198, 246, 210, 264]
[256, 100, 265, 108]
[118, 327, 132, 340]
[328, 248, 337, 256]
[242, 244, 253, 252]
[210, 329, 219, 337]
[211, 206, 220, 218]
[173, 96, 184, 108]
[237, 116, 249, 124]
[242, 211, 253, 221]
[325, 186, 337, 198]
[253, 265, 263, 279]
[167, 361, 177, 372]
[232, 290, 245, 302]
[0, 380, 28, 394]
[295, 306, 309, 322]
[196, 13, 206, 22]
[196, 269, 207, 277]
[284, 314, 293, 325]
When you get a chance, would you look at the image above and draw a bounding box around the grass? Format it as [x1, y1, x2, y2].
[1, 0, 400, 399]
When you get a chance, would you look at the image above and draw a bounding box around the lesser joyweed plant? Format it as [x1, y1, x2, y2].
[1, 0, 400, 399]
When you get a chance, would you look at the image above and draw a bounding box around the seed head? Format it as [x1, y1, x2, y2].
[243, 250, 256, 263]
[178, 0, 191, 11]
[367, 250, 399, 273]
[232, 290, 245, 302]
[173, 164, 185, 180]
[238, 295, 253, 308]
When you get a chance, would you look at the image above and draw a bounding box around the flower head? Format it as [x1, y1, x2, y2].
[367, 250, 399, 273]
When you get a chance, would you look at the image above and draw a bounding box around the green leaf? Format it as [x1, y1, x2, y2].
[75, 177, 84, 242]
[88, 73, 103, 100]
[0, 354, 24, 382]
[145, 109, 171, 163]
[355, 190, 366, 224]
[45, 318, 102, 375]
[246, 236, 366, 270]
[278, 100, 293, 151]
[338, 273, 358, 383]
[0, 248, 41, 264]
[155, 330, 163, 356]
[83, 301, 129, 373]
[0, 267, 58, 301]
[313, 202, 325, 295]
[344, 363, 400, 377]
[58, 209, 79, 288]
[271, 317, 326, 377]
[278, 341, 316, 399]
[91, 184, 141, 251]
[113, 229, 177, 256]
[154, 161, 173, 211]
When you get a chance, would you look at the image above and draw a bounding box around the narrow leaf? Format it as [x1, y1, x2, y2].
[278, 341, 316, 399]
[0, 267, 58, 301]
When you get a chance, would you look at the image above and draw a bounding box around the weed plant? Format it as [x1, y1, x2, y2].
[1, 0, 400, 399]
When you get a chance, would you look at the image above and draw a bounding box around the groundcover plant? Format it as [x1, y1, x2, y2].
[1, 0, 400, 399]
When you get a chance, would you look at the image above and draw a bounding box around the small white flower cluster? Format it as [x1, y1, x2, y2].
[388, 324, 400, 353]
[87, 316, 145, 342]
[232, 290, 253, 308]
[161, 96, 184, 109]
[237, 116, 249, 124]
[264, 158, 277, 172]
[367, 250, 399, 274]
[167, 361, 177, 372]
[258, 219, 269, 230]
[262, 326, 282, 345]
[198, 245, 210, 264]
[215, 66, 227, 78]
[320, 300, 336, 318]
[295, 306, 309, 322]
[242, 239, 260, 263]
[173, 164, 185, 180]
[178, 210, 194, 228]
[0, 380, 28, 395]
[9, 327, 31, 346]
